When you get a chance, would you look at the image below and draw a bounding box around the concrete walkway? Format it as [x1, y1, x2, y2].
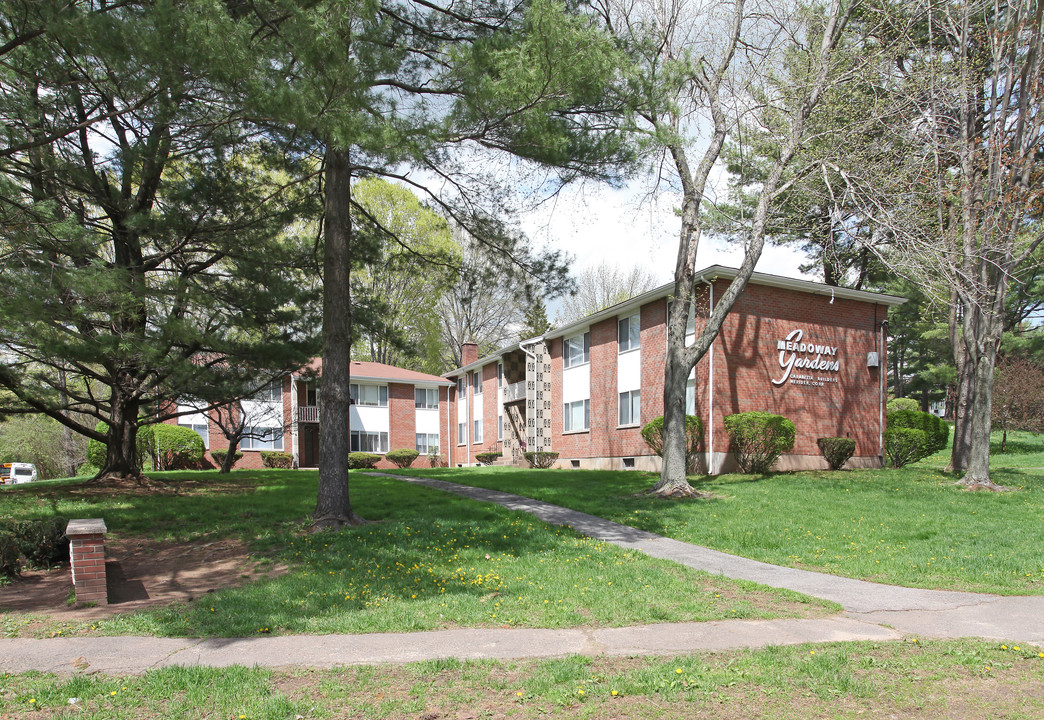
[1, 473, 1041, 674]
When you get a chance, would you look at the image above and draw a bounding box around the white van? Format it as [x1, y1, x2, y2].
[0, 462, 38, 485]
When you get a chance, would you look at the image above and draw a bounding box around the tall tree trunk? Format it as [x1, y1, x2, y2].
[99, 388, 142, 480]
[947, 292, 972, 472]
[313, 146, 365, 528]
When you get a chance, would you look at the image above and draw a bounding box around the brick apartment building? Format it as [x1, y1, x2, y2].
[176, 265, 902, 473]
[444, 265, 903, 473]
[176, 360, 452, 470]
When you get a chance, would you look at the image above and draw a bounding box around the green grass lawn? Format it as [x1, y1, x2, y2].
[386, 431, 1044, 595]
[0, 471, 831, 638]
[2, 639, 1042, 719]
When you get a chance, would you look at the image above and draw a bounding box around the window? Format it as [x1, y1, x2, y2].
[618, 314, 640, 352]
[473, 419, 483, 443]
[685, 378, 696, 415]
[179, 422, 210, 449]
[457, 421, 467, 445]
[415, 387, 439, 409]
[497, 363, 503, 388]
[498, 413, 503, 440]
[350, 430, 387, 454]
[416, 433, 440, 454]
[472, 370, 483, 395]
[350, 383, 388, 407]
[564, 332, 590, 368]
[254, 379, 283, 403]
[304, 382, 319, 407]
[619, 390, 641, 426]
[242, 426, 284, 451]
[456, 377, 466, 398]
[564, 399, 590, 432]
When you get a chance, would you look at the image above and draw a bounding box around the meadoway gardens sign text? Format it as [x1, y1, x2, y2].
[771, 329, 840, 387]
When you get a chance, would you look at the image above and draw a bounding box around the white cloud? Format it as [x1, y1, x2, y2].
[519, 180, 815, 288]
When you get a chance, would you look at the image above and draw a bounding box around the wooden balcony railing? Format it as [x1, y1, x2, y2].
[298, 405, 319, 423]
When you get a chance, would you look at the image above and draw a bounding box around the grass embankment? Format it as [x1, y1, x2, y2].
[388, 431, 1044, 595]
[3, 640, 1042, 719]
[0, 471, 830, 638]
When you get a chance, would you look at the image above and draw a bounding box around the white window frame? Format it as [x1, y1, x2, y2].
[619, 389, 641, 427]
[350, 383, 388, 408]
[497, 363, 503, 388]
[472, 370, 483, 395]
[415, 433, 440, 454]
[253, 379, 283, 403]
[564, 399, 590, 433]
[473, 418, 483, 444]
[178, 422, 210, 449]
[618, 314, 640, 353]
[350, 430, 388, 454]
[415, 387, 439, 409]
[242, 426, 284, 451]
[564, 332, 590, 368]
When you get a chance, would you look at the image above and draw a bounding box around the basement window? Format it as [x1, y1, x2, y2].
[622, 457, 636, 469]
[570, 459, 581, 469]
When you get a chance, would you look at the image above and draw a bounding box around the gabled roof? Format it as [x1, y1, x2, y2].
[307, 358, 453, 386]
[444, 264, 906, 377]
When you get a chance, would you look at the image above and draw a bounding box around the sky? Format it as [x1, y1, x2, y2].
[518, 180, 816, 290]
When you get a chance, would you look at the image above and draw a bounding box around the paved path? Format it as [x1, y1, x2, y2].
[1, 473, 1041, 674]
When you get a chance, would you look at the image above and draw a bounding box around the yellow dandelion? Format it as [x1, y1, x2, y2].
[611, 690, 619, 697]
[516, 691, 523, 697]
[676, 668, 683, 674]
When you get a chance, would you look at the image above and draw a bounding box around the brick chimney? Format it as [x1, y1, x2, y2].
[461, 341, 478, 367]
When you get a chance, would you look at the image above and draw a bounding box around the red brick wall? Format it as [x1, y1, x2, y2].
[443, 282, 890, 470]
[705, 280, 884, 462]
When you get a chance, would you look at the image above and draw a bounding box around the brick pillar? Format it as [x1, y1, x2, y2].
[66, 519, 108, 605]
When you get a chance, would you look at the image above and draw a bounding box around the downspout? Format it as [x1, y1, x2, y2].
[445, 384, 451, 468]
[879, 313, 888, 466]
[701, 278, 715, 474]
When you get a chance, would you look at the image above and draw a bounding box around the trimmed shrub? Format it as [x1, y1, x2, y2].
[475, 451, 502, 466]
[887, 410, 948, 453]
[428, 451, 446, 468]
[817, 437, 856, 470]
[641, 415, 704, 474]
[887, 397, 919, 413]
[210, 449, 243, 468]
[723, 412, 796, 474]
[152, 424, 206, 470]
[524, 451, 559, 469]
[0, 530, 20, 578]
[86, 422, 154, 471]
[386, 449, 420, 469]
[884, 427, 929, 468]
[260, 451, 293, 469]
[347, 452, 380, 470]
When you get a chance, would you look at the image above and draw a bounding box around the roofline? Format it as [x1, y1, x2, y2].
[443, 266, 906, 376]
[348, 374, 453, 386]
[545, 265, 906, 340]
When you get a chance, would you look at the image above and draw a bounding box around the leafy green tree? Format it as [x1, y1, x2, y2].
[349, 178, 458, 369]
[832, 0, 1044, 487]
[0, 1, 321, 481]
[229, 0, 632, 527]
[597, 0, 859, 495]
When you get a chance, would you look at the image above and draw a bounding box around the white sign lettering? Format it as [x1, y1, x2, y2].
[772, 329, 840, 386]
